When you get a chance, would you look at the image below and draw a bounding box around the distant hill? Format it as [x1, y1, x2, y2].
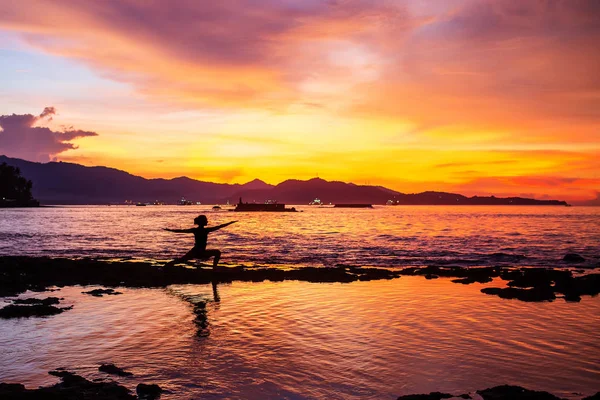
[0, 155, 272, 204]
[228, 178, 399, 205]
[0, 155, 570, 206]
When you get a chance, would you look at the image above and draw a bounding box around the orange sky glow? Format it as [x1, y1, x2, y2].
[0, 0, 598, 202]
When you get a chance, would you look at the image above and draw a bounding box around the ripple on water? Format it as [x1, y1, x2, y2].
[1, 278, 599, 399]
[1, 206, 599, 267]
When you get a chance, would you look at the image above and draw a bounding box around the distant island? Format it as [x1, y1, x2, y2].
[0, 155, 570, 206]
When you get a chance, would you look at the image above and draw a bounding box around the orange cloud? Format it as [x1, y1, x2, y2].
[1, 1, 598, 201]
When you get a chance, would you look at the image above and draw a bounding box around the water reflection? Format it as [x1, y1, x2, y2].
[212, 281, 220, 303]
[2, 278, 597, 399]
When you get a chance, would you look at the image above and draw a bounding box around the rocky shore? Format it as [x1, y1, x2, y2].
[1, 372, 597, 400]
[1, 257, 599, 398]
[0, 368, 162, 399]
[396, 386, 600, 400]
[0, 256, 599, 303]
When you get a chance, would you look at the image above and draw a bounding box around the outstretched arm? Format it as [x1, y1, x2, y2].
[207, 221, 237, 233]
[163, 228, 195, 233]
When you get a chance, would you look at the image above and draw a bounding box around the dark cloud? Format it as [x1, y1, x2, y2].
[39, 106, 56, 120]
[0, 107, 97, 162]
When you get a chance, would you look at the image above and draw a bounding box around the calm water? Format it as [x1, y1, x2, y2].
[1, 206, 599, 398]
[0, 205, 599, 267]
[0, 280, 599, 399]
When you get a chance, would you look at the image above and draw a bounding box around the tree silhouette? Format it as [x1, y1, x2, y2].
[0, 162, 39, 206]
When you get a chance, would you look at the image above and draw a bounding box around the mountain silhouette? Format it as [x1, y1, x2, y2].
[0, 156, 272, 204]
[0, 155, 570, 206]
[230, 178, 398, 205]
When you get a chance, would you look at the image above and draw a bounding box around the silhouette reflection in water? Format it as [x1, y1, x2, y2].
[212, 280, 220, 303]
[163, 215, 237, 269]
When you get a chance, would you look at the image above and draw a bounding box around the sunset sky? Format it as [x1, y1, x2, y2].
[0, 0, 599, 201]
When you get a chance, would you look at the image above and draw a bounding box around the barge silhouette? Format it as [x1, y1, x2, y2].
[234, 198, 297, 212]
[334, 204, 373, 208]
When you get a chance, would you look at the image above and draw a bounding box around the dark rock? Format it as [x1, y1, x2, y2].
[136, 383, 162, 399]
[0, 257, 404, 299]
[13, 297, 61, 306]
[452, 276, 493, 284]
[0, 370, 135, 399]
[477, 385, 563, 399]
[563, 293, 582, 302]
[99, 363, 133, 377]
[458, 395, 471, 399]
[555, 274, 600, 299]
[0, 383, 25, 392]
[506, 269, 572, 289]
[425, 274, 439, 280]
[563, 253, 585, 263]
[402, 266, 501, 286]
[82, 288, 123, 297]
[481, 287, 556, 302]
[0, 304, 72, 319]
[582, 392, 600, 400]
[1, 256, 598, 304]
[397, 392, 453, 400]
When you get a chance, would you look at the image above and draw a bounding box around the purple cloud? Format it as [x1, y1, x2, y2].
[0, 107, 97, 162]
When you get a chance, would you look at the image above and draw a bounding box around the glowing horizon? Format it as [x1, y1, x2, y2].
[1, 1, 599, 202]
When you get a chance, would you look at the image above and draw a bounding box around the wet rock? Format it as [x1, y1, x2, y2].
[554, 274, 600, 300]
[82, 288, 123, 297]
[563, 253, 585, 263]
[1, 256, 598, 304]
[396, 392, 453, 400]
[452, 276, 493, 284]
[0, 383, 26, 392]
[481, 286, 556, 302]
[0, 370, 135, 399]
[0, 256, 403, 299]
[425, 274, 439, 280]
[562, 293, 582, 302]
[477, 385, 563, 399]
[99, 363, 133, 377]
[12, 297, 61, 306]
[136, 383, 162, 399]
[0, 304, 72, 319]
[401, 266, 501, 285]
[506, 268, 572, 289]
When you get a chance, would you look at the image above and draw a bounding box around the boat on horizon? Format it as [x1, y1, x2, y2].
[234, 197, 297, 212]
[334, 204, 373, 208]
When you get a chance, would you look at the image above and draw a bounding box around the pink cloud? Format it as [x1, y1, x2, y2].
[0, 108, 97, 162]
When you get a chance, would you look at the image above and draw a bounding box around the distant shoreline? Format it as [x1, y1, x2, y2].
[2, 203, 582, 208]
[1, 155, 581, 206]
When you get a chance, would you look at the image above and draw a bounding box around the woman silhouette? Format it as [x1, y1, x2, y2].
[163, 215, 237, 269]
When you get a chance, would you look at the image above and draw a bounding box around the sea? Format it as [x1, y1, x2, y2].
[0, 205, 599, 399]
[1, 205, 599, 267]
